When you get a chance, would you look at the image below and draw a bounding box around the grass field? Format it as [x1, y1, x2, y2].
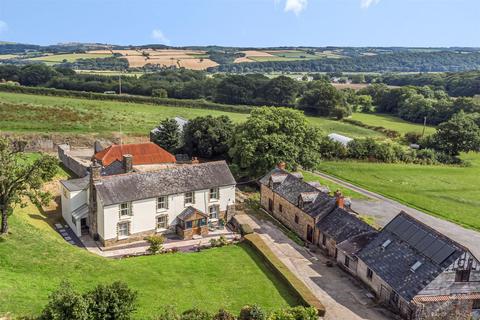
[0, 92, 381, 138]
[28, 53, 113, 64]
[0, 191, 297, 318]
[300, 170, 368, 200]
[349, 113, 436, 135]
[317, 152, 480, 231]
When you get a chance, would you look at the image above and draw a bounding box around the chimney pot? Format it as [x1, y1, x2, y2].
[277, 161, 286, 170]
[123, 154, 133, 173]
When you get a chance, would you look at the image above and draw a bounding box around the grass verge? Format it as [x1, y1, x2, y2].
[244, 234, 326, 316]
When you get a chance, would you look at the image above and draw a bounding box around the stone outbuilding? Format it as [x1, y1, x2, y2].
[356, 212, 480, 320]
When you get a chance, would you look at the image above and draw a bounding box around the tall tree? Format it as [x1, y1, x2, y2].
[432, 111, 480, 156]
[183, 115, 234, 159]
[0, 138, 57, 235]
[229, 107, 323, 177]
[151, 118, 181, 153]
[297, 81, 349, 118]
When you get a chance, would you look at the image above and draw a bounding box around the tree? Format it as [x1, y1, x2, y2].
[86, 282, 137, 320]
[432, 111, 480, 156]
[258, 76, 298, 106]
[183, 116, 234, 159]
[151, 118, 181, 153]
[297, 81, 348, 118]
[19, 64, 57, 86]
[0, 138, 57, 235]
[229, 107, 323, 177]
[145, 234, 165, 254]
[39, 281, 89, 320]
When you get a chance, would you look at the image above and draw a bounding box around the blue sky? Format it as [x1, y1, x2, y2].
[0, 0, 479, 47]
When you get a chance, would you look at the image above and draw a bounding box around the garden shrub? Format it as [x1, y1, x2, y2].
[213, 309, 236, 320]
[145, 234, 165, 254]
[239, 305, 266, 320]
[180, 308, 212, 320]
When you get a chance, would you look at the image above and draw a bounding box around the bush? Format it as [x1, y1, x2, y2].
[210, 236, 229, 248]
[86, 281, 137, 320]
[213, 309, 237, 320]
[145, 235, 165, 254]
[181, 308, 212, 320]
[404, 131, 423, 144]
[153, 306, 181, 320]
[39, 281, 89, 320]
[267, 306, 318, 320]
[239, 305, 266, 320]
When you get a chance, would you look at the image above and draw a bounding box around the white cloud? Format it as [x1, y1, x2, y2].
[0, 21, 8, 34]
[360, 0, 381, 8]
[151, 29, 170, 44]
[284, 0, 308, 15]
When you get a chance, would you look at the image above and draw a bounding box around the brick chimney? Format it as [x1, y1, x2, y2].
[334, 190, 345, 209]
[90, 160, 102, 181]
[123, 154, 133, 173]
[277, 161, 286, 170]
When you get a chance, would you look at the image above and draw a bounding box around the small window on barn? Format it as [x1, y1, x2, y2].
[381, 239, 392, 249]
[367, 268, 373, 280]
[410, 261, 422, 272]
[455, 269, 471, 283]
[294, 215, 299, 224]
[344, 256, 350, 268]
[279, 204, 283, 213]
[321, 234, 327, 246]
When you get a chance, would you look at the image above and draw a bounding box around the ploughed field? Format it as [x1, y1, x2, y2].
[317, 152, 480, 231]
[0, 200, 299, 319]
[0, 92, 381, 138]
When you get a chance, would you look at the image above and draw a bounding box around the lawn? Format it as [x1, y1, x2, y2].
[349, 113, 436, 135]
[317, 152, 480, 231]
[300, 170, 368, 200]
[0, 92, 381, 138]
[0, 202, 298, 319]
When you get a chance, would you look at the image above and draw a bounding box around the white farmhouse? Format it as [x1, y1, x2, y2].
[60, 160, 236, 247]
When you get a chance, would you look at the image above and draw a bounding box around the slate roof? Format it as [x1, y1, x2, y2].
[94, 142, 176, 166]
[317, 208, 375, 243]
[337, 231, 378, 257]
[357, 211, 466, 302]
[260, 168, 337, 219]
[178, 206, 208, 221]
[60, 176, 89, 192]
[96, 161, 236, 206]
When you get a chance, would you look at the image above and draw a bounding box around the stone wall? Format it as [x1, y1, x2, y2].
[57, 144, 89, 178]
[260, 184, 315, 242]
[414, 299, 474, 320]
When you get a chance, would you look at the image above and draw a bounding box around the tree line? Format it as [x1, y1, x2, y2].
[210, 51, 480, 73]
[152, 107, 479, 180]
[359, 84, 480, 125]
[371, 71, 480, 97]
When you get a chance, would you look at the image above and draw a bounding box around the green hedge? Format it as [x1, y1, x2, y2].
[244, 234, 326, 317]
[0, 84, 253, 114]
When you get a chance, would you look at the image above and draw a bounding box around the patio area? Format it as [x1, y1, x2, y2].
[79, 227, 239, 258]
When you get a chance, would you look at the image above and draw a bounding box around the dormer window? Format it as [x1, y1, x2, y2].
[410, 261, 422, 272]
[381, 239, 392, 249]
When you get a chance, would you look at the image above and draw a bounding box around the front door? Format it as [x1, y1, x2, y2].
[268, 199, 273, 212]
[306, 225, 314, 243]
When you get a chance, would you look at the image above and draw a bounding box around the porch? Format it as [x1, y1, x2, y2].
[176, 206, 209, 240]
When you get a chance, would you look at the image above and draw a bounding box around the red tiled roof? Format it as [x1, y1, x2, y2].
[94, 142, 176, 166]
